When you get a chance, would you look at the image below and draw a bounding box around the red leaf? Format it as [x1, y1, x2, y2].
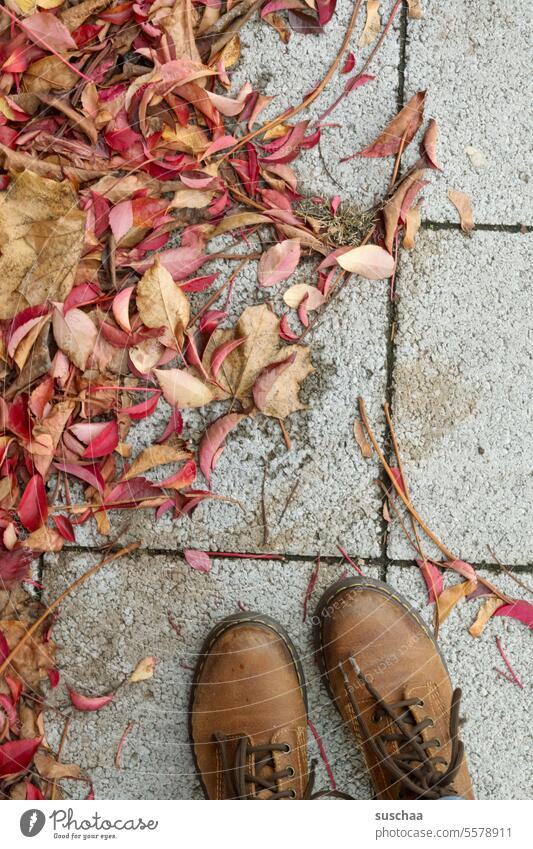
[68, 689, 114, 712]
[279, 314, 299, 341]
[53, 462, 105, 494]
[52, 515, 76, 543]
[18, 474, 48, 532]
[199, 413, 246, 484]
[81, 421, 119, 459]
[199, 310, 227, 335]
[389, 467, 406, 494]
[415, 559, 443, 604]
[493, 601, 533, 630]
[0, 630, 9, 664]
[119, 392, 161, 420]
[26, 782, 45, 800]
[340, 52, 355, 74]
[443, 559, 478, 582]
[184, 550, 211, 574]
[252, 354, 296, 411]
[178, 273, 218, 294]
[156, 409, 184, 444]
[210, 337, 246, 381]
[160, 459, 197, 490]
[0, 737, 42, 778]
[48, 668, 60, 689]
[0, 549, 35, 588]
[420, 118, 441, 170]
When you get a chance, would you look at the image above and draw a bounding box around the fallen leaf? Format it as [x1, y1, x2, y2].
[34, 752, 82, 781]
[359, 0, 381, 47]
[447, 188, 474, 232]
[358, 91, 426, 157]
[420, 118, 441, 169]
[154, 368, 214, 408]
[23, 11, 77, 52]
[184, 549, 211, 573]
[114, 720, 136, 768]
[283, 284, 325, 309]
[493, 600, 533, 630]
[465, 146, 487, 170]
[337, 244, 395, 278]
[199, 413, 247, 484]
[403, 203, 422, 249]
[52, 307, 98, 371]
[258, 239, 301, 287]
[129, 656, 157, 683]
[122, 441, 191, 481]
[136, 258, 190, 348]
[0, 171, 86, 319]
[253, 354, 296, 411]
[436, 580, 476, 625]
[0, 737, 42, 778]
[383, 168, 426, 252]
[68, 688, 114, 712]
[23, 55, 78, 93]
[353, 419, 372, 458]
[469, 597, 505, 637]
[406, 0, 423, 18]
[17, 474, 48, 532]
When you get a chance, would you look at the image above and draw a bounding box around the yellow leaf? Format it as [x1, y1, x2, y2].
[129, 656, 157, 683]
[154, 368, 214, 408]
[469, 597, 505, 638]
[436, 580, 476, 626]
[447, 188, 474, 233]
[122, 440, 192, 481]
[136, 257, 190, 349]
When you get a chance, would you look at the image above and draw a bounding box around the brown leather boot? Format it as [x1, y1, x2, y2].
[313, 576, 475, 800]
[190, 612, 313, 799]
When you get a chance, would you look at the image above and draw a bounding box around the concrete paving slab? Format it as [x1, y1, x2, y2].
[230, 0, 402, 208]
[42, 551, 380, 800]
[386, 563, 531, 800]
[403, 0, 532, 225]
[387, 228, 532, 565]
[71, 266, 389, 558]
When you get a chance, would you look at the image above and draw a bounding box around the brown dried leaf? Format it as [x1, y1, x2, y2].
[406, 0, 423, 18]
[23, 56, 78, 93]
[59, 0, 109, 31]
[136, 257, 190, 348]
[161, 0, 202, 65]
[202, 304, 313, 418]
[0, 171, 86, 319]
[359, 0, 381, 47]
[383, 168, 425, 253]
[359, 91, 426, 158]
[122, 440, 191, 481]
[447, 188, 474, 233]
[469, 597, 505, 638]
[129, 656, 157, 683]
[403, 203, 422, 249]
[353, 419, 372, 458]
[34, 752, 82, 781]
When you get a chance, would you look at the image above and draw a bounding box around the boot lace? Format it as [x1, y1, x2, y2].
[339, 656, 464, 799]
[214, 731, 352, 799]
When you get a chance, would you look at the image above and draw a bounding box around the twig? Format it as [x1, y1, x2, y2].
[201, 551, 286, 561]
[278, 418, 292, 451]
[307, 718, 336, 790]
[358, 398, 513, 604]
[336, 544, 364, 576]
[495, 637, 524, 689]
[0, 543, 140, 678]
[487, 547, 533, 596]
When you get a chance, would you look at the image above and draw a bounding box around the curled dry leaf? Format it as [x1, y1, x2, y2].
[421, 118, 441, 170]
[469, 597, 506, 638]
[154, 368, 214, 408]
[258, 239, 301, 287]
[447, 188, 474, 233]
[68, 688, 114, 712]
[0, 171, 86, 319]
[34, 752, 82, 781]
[358, 91, 426, 158]
[122, 440, 192, 481]
[136, 258, 190, 348]
[283, 284, 325, 309]
[337, 244, 395, 278]
[129, 656, 157, 683]
[52, 307, 97, 371]
[359, 0, 381, 48]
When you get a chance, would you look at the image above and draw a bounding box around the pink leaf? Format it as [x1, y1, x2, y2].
[0, 549, 35, 588]
[160, 459, 197, 490]
[81, 421, 119, 459]
[18, 474, 48, 532]
[184, 550, 211, 574]
[420, 118, 441, 170]
[68, 689, 114, 712]
[199, 413, 246, 484]
[210, 337, 246, 381]
[23, 12, 77, 53]
[493, 601, 533, 630]
[340, 52, 355, 74]
[337, 244, 396, 279]
[202, 135, 237, 159]
[112, 286, 134, 332]
[53, 462, 105, 494]
[156, 409, 184, 444]
[199, 310, 227, 335]
[444, 559, 478, 582]
[389, 467, 406, 494]
[252, 354, 296, 411]
[279, 314, 299, 341]
[0, 737, 42, 778]
[258, 239, 301, 287]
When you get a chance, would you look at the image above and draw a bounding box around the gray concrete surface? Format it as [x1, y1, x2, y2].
[40, 0, 532, 800]
[388, 228, 533, 565]
[402, 0, 532, 226]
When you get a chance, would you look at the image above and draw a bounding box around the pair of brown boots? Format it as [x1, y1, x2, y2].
[190, 576, 474, 800]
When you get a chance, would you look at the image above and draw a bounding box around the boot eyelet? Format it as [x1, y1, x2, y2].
[289, 788, 297, 798]
[434, 739, 441, 747]
[286, 766, 295, 777]
[417, 700, 425, 707]
[282, 743, 291, 754]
